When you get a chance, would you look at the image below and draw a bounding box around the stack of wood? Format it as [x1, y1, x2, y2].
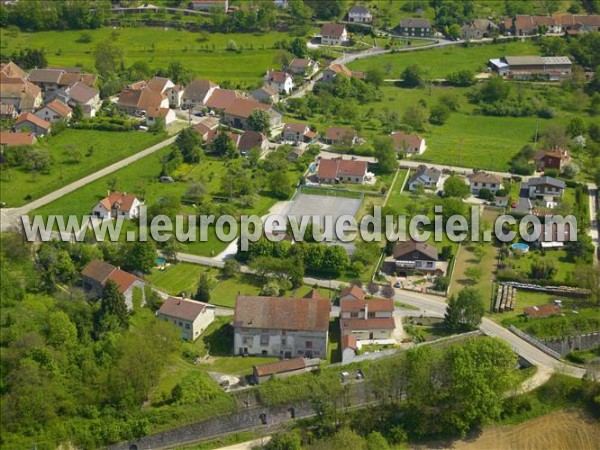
[493, 284, 517, 313]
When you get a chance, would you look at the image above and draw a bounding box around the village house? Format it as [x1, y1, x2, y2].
[340, 296, 395, 341]
[81, 259, 146, 310]
[251, 85, 279, 104]
[396, 18, 433, 37]
[317, 157, 368, 184]
[1, 61, 26, 79]
[222, 98, 282, 132]
[505, 14, 600, 36]
[286, 58, 319, 78]
[461, 18, 498, 39]
[157, 296, 216, 341]
[204, 88, 243, 113]
[557, 14, 600, 35]
[408, 166, 442, 192]
[0, 103, 17, 119]
[321, 63, 364, 82]
[188, 0, 228, 12]
[252, 357, 319, 384]
[264, 70, 294, 95]
[239, 130, 268, 155]
[192, 116, 220, 140]
[182, 78, 219, 109]
[0, 131, 37, 147]
[92, 191, 142, 220]
[341, 334, 358, 363]
[14, 112, 51, 136]
[282, 122, 316, 144]
[27, 69, 66, 94]
[390, 131, 426, 155]
[0, 75, 43, 113]
[233, 295, 331, 359]
[526, 176, 565, 200]
[534, 149, 571, 171]
[55, 69, 97, 90]
[339, 284, 366, 302]
[61, 82, 101, 118]
[323, 126, 357, 145]
[347, 5, 372, 23]
[469, 171, 503, 195]
[320, 23, 349, 46]
[146, 106, 176, 126]
[392, 240, 445, 275]
[206, 129, 241, 150]
[34, 99, 72, 123]
[165, 84, 184, 108]
[117, 77, 173, 114]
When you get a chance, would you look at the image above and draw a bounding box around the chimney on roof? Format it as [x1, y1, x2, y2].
[364, 302, 368, 319]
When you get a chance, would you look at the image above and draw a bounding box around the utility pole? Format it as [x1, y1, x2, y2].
[458, 138, 463, 167]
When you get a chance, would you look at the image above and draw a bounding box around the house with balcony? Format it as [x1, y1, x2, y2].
[392, 240, 445, 275]
[526, 176, 565, 201]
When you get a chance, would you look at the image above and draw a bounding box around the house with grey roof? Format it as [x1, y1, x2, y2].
[396, 18, 433, 37]
[408, 166, 442, 192]
[348, 5, 372, 23]
[526, 176, 565, 200]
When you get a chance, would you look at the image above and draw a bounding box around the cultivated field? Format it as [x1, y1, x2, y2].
[450, 410, 600, 450]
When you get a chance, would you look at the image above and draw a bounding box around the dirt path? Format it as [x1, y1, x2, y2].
[450, 410, 600, 450]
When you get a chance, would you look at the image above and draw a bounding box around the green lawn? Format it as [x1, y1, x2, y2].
[509, 249, 577, 284]
[348, 40, 541, 79]
[145, 263, 219, 297]
[0, 27, 302, 86]
[0, 129, 165, 207]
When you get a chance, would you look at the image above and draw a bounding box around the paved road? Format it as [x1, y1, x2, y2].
[0, 135, 177, 232]
[399, 159, 518, 180]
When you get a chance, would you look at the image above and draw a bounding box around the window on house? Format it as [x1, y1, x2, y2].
[306, 341, 313, 349]
[281, 338, 287, 346]
[368, 312, 375, 318]
[350, 312, 359, 318]
[427, 262, 434, 268]
[185, 323, 190, 329]
[243, 337, 252, 345]
[260, 335, 269, 346]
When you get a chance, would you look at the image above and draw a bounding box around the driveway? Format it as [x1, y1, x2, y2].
[513, 184, 533, 214]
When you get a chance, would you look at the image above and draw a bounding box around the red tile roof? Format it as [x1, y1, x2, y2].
[158, 296, 209, 321]
[239, 130, 266, 151]
[107, 269, 140, 294]
[0, 131, 36, 147]
[340, 285, 365, 301]
[341, 334, 357, 350]
[205, 89, 241, 110]
[224, 98, 271, 119]
[303, 289, 327, 300]
[340, 298, 394, 313]
[81, 259, 116, 284]
[326, 63, 353, 77]
[284, 122, 309, 133]
[254, 357, 307, 377]
[234, 295, 331, 332]
[183, 78, 218, 102]
[317, 158, 368, 180]
[0, 61, 26, 79]
[321, 23, 346, 37]
[341, 317, 396, 330]
[15, 112, 51, 130]
[98, 192, 139, 214]
[325, 126, 355, 141]
[469, 171, 503, 184]
[266, 70, 291, 84]
[392, 240, 438, 261]
[44, 99, 72, 117]
[391, 131, 423, 149]
[147, 106, 171, 118]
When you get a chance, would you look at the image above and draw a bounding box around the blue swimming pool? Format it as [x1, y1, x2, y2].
[156, 257, 166, 265]
[511, 243, 529, 254]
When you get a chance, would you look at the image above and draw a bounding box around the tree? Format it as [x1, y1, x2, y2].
[529, 258, 558, 280]
[565, 233, 594, 262]
[567, 116, 586, 137]
[212, 132, 238, 158]
[175, 127, 202, 163]
[71, 103, 83, 122]
[184, 181, 207, 203]
[248, 109, 271, 135]
[403, 103, 429, 130]
[464, 266, 482, 284]
[165, 60, 193, 84]
[289, 36, 308, 58]
[429, 103, 450, 125]
[444, 174, 470, 198]
[160, 237, 182, 263]
[434, 276, 450, 291]
[366, 281, 379, 295]
[261, 279, 281, 296]
[268, 170, 292, 199]
[478, 75, 510, 103]
[99, 280, 129, 329]
[24, 148, 52, 172]
[444, 287, 484, 330]
[121, 241, 157, 274]
[374, 136, 397, 173]
[446, 23, 462, 40]
[194, 273, 211, 302]
[365, 67, 385, 87]
[266, 431, 303, 450]
[381, 284, 395, 298]
[446, 70, 475, 86]
[222, 259, 241, 279]
[542, 123, 568, 149]
[94, 39, 124, 77]
[366, 432, 390, 450]
[401, 64, 426, 87]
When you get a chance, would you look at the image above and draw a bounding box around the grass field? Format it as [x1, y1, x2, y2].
[0, 27, 300, 85]
[348, 40, 541, 79]
[454, 410, 600, 450]
[0, 129, 165, 207]
[509, 249, 577, 284]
